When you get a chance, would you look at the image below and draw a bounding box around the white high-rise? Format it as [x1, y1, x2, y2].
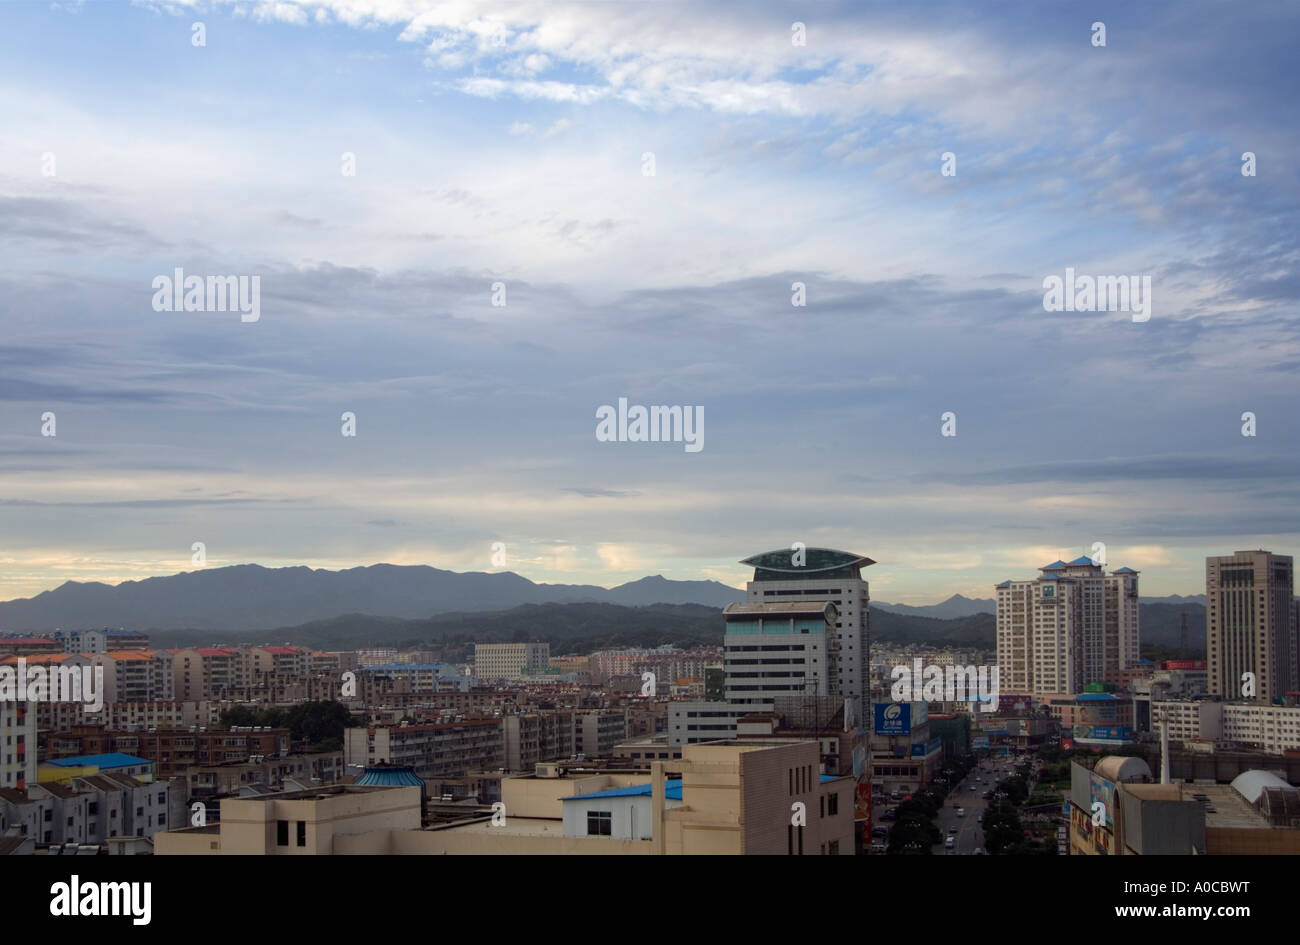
[996, 556, 1139, 700]
[739, 548, 873, 724]
[0, 702, 36, 790]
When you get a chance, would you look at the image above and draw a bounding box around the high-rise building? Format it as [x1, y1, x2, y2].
[723, 601, 840, 707]
[739, 548, 873, 723]
[0, 702, 36, 790]
[995, 556, 1140, 700]
[1206, 551, 1296, 703]
[669, 600, 840, 747]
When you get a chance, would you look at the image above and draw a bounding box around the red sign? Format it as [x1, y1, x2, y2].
[1164, 660, 1205, 670]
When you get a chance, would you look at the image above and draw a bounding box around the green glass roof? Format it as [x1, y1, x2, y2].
[740, 547, 874, 580]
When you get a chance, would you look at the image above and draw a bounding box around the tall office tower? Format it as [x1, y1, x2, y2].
[739, 548, 873, 725]
[996, 556, 1140, 700]
[723, 602, 840, 707]
[1206, 551, 1296, 702]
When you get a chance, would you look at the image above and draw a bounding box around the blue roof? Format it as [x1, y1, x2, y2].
[565, 779, 682, 802]
[996, 580, 1011, 587]
[46, 753, 152, 769]
[1067, 556, 1098, 566]
[1076, 693, 1118, 701]
[1113, 567, 1138, 573]
[1041, 560, 1067, 570]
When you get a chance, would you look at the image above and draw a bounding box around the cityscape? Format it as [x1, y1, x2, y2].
[2, 0, 1293, 924]
[1, 545, 1298, 863]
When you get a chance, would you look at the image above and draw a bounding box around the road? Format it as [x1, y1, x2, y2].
[931, 757, 1024, 855]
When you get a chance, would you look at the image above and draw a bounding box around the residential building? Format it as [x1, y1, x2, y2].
[474, 643, 550, 681]
[995, 556, 1140, 700]
[0, 702, 35, 790]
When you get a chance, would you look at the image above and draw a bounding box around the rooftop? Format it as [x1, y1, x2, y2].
[45, 753, 152, 770]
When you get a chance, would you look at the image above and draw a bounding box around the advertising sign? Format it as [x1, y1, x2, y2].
[874, 702, 912, 735]
[1088, 772, 1116, 829]
[1079, 725, 1132, 741]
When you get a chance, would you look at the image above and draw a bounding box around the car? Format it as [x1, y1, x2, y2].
[872, 826, 888, 838]
[945, 836, 955, 848]
[973, 847, 985, 855]
[956, 807, 965, 817]
[948, 825, 958, 834]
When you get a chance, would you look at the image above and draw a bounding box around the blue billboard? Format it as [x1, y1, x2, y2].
[874, 702, 912, 735]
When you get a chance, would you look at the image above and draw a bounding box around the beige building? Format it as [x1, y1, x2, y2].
[158, 739, 852, 855]
[996, 557, 1140, 700]
[473, 643, 550, 682]
[156, 784, 420, 854]
[1207, 551, 1296, 702]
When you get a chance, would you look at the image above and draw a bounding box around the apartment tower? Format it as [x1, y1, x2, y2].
[996, 556, 1140, 701]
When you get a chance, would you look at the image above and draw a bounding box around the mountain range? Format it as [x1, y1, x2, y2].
[0, 564, 1207, 649]
[0, 565, 744, 632]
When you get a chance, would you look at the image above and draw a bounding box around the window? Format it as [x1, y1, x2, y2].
[586, 811, 612, 836]
[276, 820, 289, 846]
[296, 821, 306, 847]
[828, 793, 839, 816]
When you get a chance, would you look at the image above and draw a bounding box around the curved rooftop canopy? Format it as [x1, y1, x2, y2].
[1094, 756, 1151, 783]
[1231, 770, 1296, 805]
[741, 548, 874, 581]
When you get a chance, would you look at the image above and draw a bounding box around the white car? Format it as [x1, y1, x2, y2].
[944, 836, 955, 848]
[956, 807, 965, 817]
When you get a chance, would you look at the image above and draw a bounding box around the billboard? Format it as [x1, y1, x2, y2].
[972, 736, 990, 750]
[1078, 725, 1133, 742]
[1088, 772, 1116, 829]
[874, 702, 912, 735]
[911, 738, 941, 757]
[1164, 660, 1206, 671]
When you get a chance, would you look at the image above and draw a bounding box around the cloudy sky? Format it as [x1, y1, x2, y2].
[1, 0, 1297, 604]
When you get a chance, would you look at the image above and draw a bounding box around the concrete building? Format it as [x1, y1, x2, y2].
[344, 719, 505, 785]
[669, 600, 841, 747]
[504, 710, 577, 771]
[1067, 756, 1300, 855]
[473, 643, 550, 682]
[869, 701, 939, 796]
[0, 772, 181, 848]
[739, 548, 872, 723]
[160, 739, 851, 854]
[155, 783, 421, 854]
[1206, 551, 1296, 702]
[1152, 700, 1300, 755]
[0, 702, 35, 790]
[995, 557, 1140, 700]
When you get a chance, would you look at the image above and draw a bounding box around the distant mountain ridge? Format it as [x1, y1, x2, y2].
[873, 594, 995, 618]
[0, 564, 747, 632]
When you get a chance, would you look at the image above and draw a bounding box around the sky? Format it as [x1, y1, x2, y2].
[1, 0, 1297, 604]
